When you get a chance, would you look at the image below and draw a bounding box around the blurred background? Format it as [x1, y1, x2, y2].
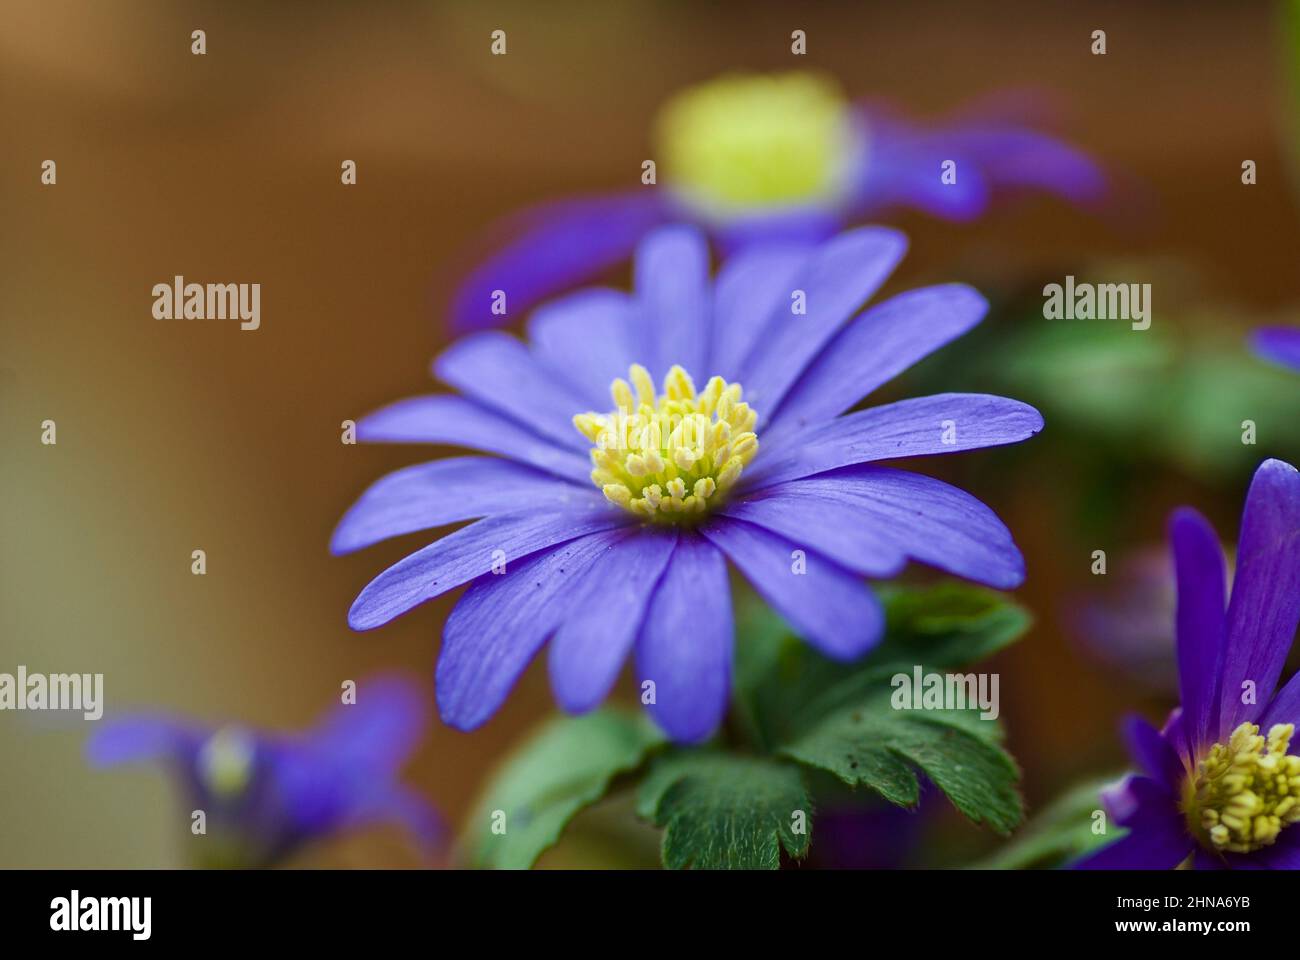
[2, 0, 1298, 867]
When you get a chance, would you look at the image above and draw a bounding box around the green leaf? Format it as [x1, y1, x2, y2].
[462, 709, 663, 869]
[636, 751, 812, 869]
[974, 775, 1127, 869]
[779, 694, 1023, 835]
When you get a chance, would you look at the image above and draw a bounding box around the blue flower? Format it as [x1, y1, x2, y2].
[87, 675, 440, 867]
[1252, 327, 1300, 373]
[1077, 459, 1300, 869]
[451, 72, 1105, 331]
[335, 224, 1043, 743]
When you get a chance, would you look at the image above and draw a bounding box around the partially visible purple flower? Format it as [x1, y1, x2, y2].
[1077, 459, 1300, 869]
[451, 72, 1105, 331]
[87, 675, 439, 867]
[1251, 327, 1300, 373]
[335, 223, 1043, 743]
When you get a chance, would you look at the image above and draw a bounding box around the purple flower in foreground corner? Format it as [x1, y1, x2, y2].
[334, 223, 1043, 743]
[87, 675, 439, 867]
[1077, 459, 1300, 870]
[452, 72, 1105, 331]
[1251, 327, 1300, 373]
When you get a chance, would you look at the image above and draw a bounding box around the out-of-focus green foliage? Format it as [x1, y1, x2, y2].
[974, 775, 1128, 869]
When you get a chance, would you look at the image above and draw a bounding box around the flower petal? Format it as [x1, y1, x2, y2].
[436, 530, 629, 730]
[631, 225, 712, 381]
[768, 284, 989, 432]
[86, 716, 204, 767]
[331, 457, 595, 555]
[724, 466, 1024, 588]
[1169, 507, 1226, 750]
[737, 227, 907, 421]
[347, 505, 628, 631]
[433, 332, 591, 450]
[749, 393, 1043, 489]
[701, 516, 884, 660]
[450, 192, 669, 332]
[527, 287, 638, 409]
[355, 394, 590, 483]
[1123, 715, 1186, 795]
[635, 535, 733, 743]
[548, 528, 679, 713]
[1217, 459, 1300, 738]
[1252, 327, 1300, 373]
[709, 243, 814, 382]
[1074, 775, 1192, 869]
[309, 675, 429, 773]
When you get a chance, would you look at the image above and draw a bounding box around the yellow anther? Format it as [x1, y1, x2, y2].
[577, 364, 759, 525]
[1183, 722, 1300, 855]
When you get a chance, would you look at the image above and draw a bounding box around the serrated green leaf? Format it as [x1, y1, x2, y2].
[779, 695, 1023, 835]
[462, 709, 663, 869]
[974, 775, 1127, 869]
[637, 751, 811, 869]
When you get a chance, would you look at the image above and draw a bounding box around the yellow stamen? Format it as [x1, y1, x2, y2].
[1182, 722, 1300, 855]
[574, 364, 761, 525]
[197, 726, 256, 798]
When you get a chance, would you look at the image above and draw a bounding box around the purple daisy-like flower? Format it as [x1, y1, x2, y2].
[451, 72, 1105, 331]
[335, 223, 1043, 743]
[87, 675, 439, 867]
[1251, 327, 1300, 373]
[1077, 458, 1300, 869]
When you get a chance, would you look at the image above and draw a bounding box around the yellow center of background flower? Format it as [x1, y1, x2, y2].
[655, 71, 858, 213]
[197, 726, 256, 798]
[1182, 721, 1300, 855]
[574, 364, 759, 525]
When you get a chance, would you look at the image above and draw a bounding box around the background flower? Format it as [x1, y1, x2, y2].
[1252, 326, 1300, 373]
[87, 675, 440, 868]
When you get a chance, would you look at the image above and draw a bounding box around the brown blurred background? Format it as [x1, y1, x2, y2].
[2, 0, 1298, 867]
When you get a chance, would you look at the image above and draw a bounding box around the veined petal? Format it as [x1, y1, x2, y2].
[433, 332, 592, 450]
[436, 530, 629, 731]
[527, 288, 638, 409]
[548, 528, 679, 714]
[1217, 459, 1300, 738]
[1169, 508, 1226, 749]
[709, 243, 813, 382]
[450, 192, 669, 333]
[701, 517, 884, 660]
[750, 393, 1043, 489]
[1073, 776, 1192, 870]
[631, 225, 712, 381]
[331, 457, 596, 555]
[768, 284, 989, 432]
[724, 466, 1024, 588]
[347, 506, 628, 631]
[354, 394, 590, 484]
[737, 226, 907, 421]
[1124, 715, 1186, 795]
[635, 535, 733, 743]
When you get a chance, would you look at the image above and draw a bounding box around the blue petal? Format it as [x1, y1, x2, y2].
[331, 457, 595, 555]
[635, 535, 733, 743]
[549, 528, 678, 713]
[436, 530, 628, 730]
[749, 393, 1043, 489]
[723, 466, 1025, 588]
[355, 394, 590, 484]
[309, 674, 429, 773]
[86, 715, 204, 768]
[527, 287, 638, 409]
[631, 225, 712, 381]
[450, 192, 669, 333]
[737, 227, 907, 422]
[433, 332, 591, 450]
[701, 517, 883, 660]
[1252, 327, 1300, 373]
[768, 284, 989, 432]
[1168, 507, 1226, 750]
[709, 243, 815, 382]
[347, 505, 629, 630]
[1216, 459, 1300, 739]
[1123, 715, 1186, 795]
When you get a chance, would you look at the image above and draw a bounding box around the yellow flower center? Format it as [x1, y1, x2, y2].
[574, 364, 759, 525]
[655, 71, 860, 215]
[197, 726, 256, 798]
[1182, 722, 1300, 855]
